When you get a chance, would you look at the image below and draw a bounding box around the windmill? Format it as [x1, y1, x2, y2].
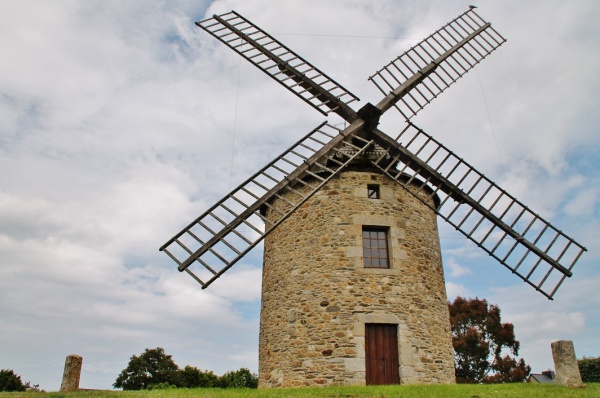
[160, 7, 586, 387]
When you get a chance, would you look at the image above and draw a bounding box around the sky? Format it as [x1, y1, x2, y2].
[0, 0, 598, 391]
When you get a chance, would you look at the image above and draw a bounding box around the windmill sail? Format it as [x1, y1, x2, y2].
[160, 122, 374, 288]
[163, 7, 585, 298]
[368, 124, 586, 299]
[370, 7, 506, 120]
[197, 11, 359, 122]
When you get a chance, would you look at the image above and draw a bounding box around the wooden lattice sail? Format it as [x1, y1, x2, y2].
[161, 6, 586, 300]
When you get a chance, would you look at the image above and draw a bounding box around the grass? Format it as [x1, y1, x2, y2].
[2, 384, 600, 398]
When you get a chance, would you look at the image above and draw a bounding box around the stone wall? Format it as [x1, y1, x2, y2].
[258, 169, 455, 387]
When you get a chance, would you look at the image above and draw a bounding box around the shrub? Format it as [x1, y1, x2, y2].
[217, 368, 258, 388]
[147, 382, 178, 390]
[0, 369, 26, 392]
[578, 356, 600, 382]
[179, 365, 219, 388]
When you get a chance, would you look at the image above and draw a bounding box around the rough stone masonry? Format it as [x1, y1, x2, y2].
[60, 354, 83, 392]
[552, 340, 584, 388]
[258, 169, 455, 387]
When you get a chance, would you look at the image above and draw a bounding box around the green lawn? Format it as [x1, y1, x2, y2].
[2, 384, 599, 398]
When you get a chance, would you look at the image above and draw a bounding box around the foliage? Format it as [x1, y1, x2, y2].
[114, 347, 257, 390]
[147, 382, 178, 390]
[482, 356, 530, 383]
[217, 368, 258, 389]
[0, 369, 26, 392]
[179, 366, 219, 388]
[448, 296, 530, 383]
[114, 347, 181, 390]
[578, 356, 600, 382]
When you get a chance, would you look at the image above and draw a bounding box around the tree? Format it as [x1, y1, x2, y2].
[217, 368, 258, 388]
[449, 296, 531, 383]
[0, 369, 26, 392]
[114, 347, 259, 390]
[114, 347, 181, 390]
[482, 357, 531, 383]
[179, 365, 219, 388]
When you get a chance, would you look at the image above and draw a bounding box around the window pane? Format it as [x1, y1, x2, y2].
[362, 227, 389, 269]
[367, 184, 380, 199]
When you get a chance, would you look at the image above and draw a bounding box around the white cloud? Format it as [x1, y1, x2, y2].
[445, 282, 470, 300]
[484, 276, 600, 371]
[446, 258, 472, 278]
[563, 188, 599, 218]
[512, 312, 586, 339]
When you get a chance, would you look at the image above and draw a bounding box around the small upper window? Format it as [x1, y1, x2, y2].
[362, 227, 389, 268]
[367, 184, 380, 199]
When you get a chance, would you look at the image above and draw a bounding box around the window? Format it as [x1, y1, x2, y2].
[367, 184, 380, 199]
[362, 227, 389, 268]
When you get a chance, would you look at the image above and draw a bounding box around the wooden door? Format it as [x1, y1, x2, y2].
[365, 324, 400, 385]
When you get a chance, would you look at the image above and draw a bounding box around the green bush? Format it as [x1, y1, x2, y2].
[147, 382, 178, 390]
[179, 365, 219, 388]
[578, 356, 600, 382]
[0, 369, 26, 392]
[217, 368, 258, 388]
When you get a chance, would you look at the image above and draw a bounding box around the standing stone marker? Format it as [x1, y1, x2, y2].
[551, 340, 584, 388]
[60, 354, 83, 392]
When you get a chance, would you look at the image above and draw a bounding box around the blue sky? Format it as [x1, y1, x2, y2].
[1, 0, 598, 390]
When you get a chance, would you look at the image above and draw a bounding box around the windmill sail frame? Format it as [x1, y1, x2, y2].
[367, 124, 585, 299]
[162, 7, 586, 298]
[161, 121, 375, 288]
[372, 7, 505, 118]
[197, 11, 359, 121]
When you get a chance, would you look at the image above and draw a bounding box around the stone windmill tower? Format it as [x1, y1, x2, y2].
[160, 7, 586, 387]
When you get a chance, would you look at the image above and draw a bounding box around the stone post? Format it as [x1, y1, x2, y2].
[551, 340, 584, 388]
[60, 354, 83, 392]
